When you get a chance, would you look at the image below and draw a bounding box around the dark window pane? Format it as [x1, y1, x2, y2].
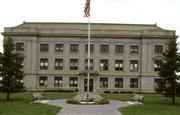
[70, 44, 79, 53]
[40, 43, 48, 52]
[100, 45, 109, 53]
[100, 77, 108, 88]
[130, 45, 138, 53]
[115, 45, 123, 53]
[130, 78, 138, 88]
[69, 77, 78, 87]
[115, 78, 123, 88]
[16, 43, 24, 51]
[55, 44, 64, 52]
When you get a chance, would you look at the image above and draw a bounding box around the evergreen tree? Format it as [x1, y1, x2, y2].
[156, 39, 180, 104]
[0, 37, 24, 100]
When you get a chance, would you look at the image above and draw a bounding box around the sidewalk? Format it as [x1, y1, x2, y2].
[45, 93, 130, 115]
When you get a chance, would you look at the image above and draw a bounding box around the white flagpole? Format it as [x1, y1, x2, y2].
[87, 10, 91, 102]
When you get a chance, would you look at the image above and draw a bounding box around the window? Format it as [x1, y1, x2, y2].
[85, 44, 94, 53]
[55, 44, 64, 52]
[69, 77, 78, 87]
[115, 45, 123, 53]
[70, 59, 78, 70]
[70, 44, 79, 53]
[40, 58, 48, 69]
[130, 45, 138, 53]
[115, 78, 123, 88]
[115, 60, 123, 71]
[16, 43, 24, 51]
[85, 59, 93, 70]
[130, 78, 138, 88]
[55, 59, 63, 70]
[154, 60, 162, 71]
[40, 43, 48, 52]
[154, 78, 162, 89]
[100, 44, 109, 53]
[155, 45, 163, 54]
[100, 77, 108, 88]
[39, 76, 48, 86]
[100, 59, 108, 70]
[54, 77, 63, 87]
[130, 60, 138, 71]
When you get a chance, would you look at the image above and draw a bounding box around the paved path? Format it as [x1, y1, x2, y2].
[45, 93, 130, 115]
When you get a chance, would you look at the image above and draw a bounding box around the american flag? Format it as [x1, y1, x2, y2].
[84, 0, 90, 17]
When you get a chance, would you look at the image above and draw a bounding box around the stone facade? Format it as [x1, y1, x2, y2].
[2, 22, 177, 92]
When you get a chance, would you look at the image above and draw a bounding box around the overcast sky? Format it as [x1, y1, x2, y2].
[0, 0, 180, 52]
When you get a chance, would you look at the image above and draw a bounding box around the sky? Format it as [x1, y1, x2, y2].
[0, 0, 180, 52]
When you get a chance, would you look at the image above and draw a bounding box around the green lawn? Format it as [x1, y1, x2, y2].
[0, 92, 77, 115]
[101, 93, 180, 115]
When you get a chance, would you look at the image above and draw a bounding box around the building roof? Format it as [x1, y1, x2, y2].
[17, 22, 164, 31]
[2, 22, 176, 38]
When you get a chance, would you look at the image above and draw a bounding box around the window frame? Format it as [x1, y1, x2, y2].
[130, 78, 138, 88]
[155, 45, 163, 54]
[100, 77, 108, 88]
[100, 59, 109, 71]
[40, 43, 49, 52]
[55, 43, 64, 52]
[85, 59, 93, 70]
[115, 45, 123, 53]
[55, 59, 63, 70]
[70, 44, 79, 53]
[115, 60, 123, 71]
[130, 45, 138, 54]
[100, 44, 109, 53]
[69, 77, 78, 87]
[16, 43, 24, 51]
[54, 77, 63, 87]
[130, 60, 138, 72]
[39, 76, 48, 86]
[115, 78, 123, 88]
[69, 59, 78, 70]
[40, 58, 48, 70]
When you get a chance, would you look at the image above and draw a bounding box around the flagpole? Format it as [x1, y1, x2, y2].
[87, 9, 91, 102]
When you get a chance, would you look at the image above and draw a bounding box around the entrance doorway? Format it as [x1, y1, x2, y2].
[84, 79, 93, 92]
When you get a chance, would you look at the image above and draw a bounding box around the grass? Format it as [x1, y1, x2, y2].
[101, 93, 180, 115]
[0, 92, 77, 115]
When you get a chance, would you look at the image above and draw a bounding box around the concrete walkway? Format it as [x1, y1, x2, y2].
[45, 93, 130, 115]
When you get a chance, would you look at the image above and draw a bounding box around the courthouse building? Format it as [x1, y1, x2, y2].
[2, 22, 177, 92]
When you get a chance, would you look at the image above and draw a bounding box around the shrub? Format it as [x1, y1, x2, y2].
[104, 90, 111, 93]
[112, 91, 119, 94]
[66, 99, 80, 104]
[120, 90, 133, 94]
[96, 98, 109, 104]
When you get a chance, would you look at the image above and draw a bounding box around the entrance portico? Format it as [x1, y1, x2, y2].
[79, 71, 99, 93]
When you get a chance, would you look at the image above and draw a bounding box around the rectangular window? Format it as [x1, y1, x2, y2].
[39, 76, 48, 86]
[154, 60, 162, 71]
[70, 44, 79, 53]
[115, 60, 123, 71]
[55, 59, 63, 70]
[40, 43, 48, 52]
[130, 78, 138, 88]
[70, 59, 78, 70]
[40, 58, 48, 69]
[69, 77, 78, 87]
[85, 59, 93, 70]
[16, 43, 24, 51]
[85, 44, 94, 53]
[115, 45, 123, 53]
[55, 44, 64, 52]
[100, 59, 108, 70]
[54, 77, 63, 87]
[154, 78, 162, 89]
[100, 77, 108, 88]
[155, 45, 163, 54]
[130, 60, 138, 71]
[130, 45, 138, 54]
[115, 78, 123, 88]
[100, 44, 109, 53]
